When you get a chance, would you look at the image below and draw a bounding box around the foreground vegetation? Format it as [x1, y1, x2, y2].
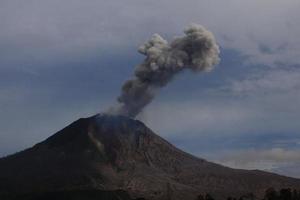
[2, 188, 300, 200]
[196, 188, 300, 200]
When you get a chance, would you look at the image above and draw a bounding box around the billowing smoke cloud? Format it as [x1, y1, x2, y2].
[110, 24, 220, 118]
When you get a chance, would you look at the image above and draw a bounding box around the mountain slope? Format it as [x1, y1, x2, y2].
[0, 114, 299, 200]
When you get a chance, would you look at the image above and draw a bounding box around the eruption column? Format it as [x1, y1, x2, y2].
[111, 24, 220, 118]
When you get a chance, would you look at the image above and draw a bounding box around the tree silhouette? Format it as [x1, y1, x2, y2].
[262, 188, 300, 200]
[280, 189, 292, 200]
[196, 194, 205, 200]
[205, 194, 214, 200]
[264, 188, 279, 200]
[292, 189, 299, 200]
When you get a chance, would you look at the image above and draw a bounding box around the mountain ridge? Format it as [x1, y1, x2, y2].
[0, 114, 299, 200]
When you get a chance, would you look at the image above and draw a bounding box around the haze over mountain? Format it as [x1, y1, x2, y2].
[1, 114, 299, 200]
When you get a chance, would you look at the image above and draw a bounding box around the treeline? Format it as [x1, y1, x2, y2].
[195, 188, 300, 200]
[262, 188, 300, 200]
[2, 189, 144, 200]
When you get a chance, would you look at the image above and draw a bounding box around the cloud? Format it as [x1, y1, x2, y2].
[229, 67, 300, 94]
[139, 66, 300, 136]
[141, 101, 258, 136]
[1, 0, 300, 68]
[211, 148, 300, 178]
[139, 66, 300, 178]
[141, 97, 300, 137]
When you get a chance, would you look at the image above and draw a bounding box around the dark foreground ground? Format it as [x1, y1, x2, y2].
[1, 189, 145, 200]
[2, 188, 300, 200]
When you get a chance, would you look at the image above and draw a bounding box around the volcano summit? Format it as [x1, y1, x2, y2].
[0, 114, 299, 200]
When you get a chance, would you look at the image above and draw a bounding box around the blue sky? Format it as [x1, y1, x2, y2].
[1, 0, 300, 178]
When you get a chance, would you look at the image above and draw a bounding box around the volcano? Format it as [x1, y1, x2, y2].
[0, 114, 299, 200]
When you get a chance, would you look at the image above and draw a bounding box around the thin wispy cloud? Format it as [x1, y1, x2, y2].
[211, 148, 300, 178]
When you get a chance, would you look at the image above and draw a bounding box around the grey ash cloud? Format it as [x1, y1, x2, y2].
[110, 24, 220, 117]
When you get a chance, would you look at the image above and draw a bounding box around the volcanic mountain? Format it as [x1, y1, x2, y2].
[0, 114, 299, 200]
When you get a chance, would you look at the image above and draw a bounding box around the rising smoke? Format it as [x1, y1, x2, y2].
[110, 24, 220, 118]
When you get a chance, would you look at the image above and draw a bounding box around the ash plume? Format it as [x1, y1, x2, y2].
[110, 24, 220, 118]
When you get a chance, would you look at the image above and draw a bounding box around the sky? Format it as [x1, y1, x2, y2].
[1, 0, 300, 178]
